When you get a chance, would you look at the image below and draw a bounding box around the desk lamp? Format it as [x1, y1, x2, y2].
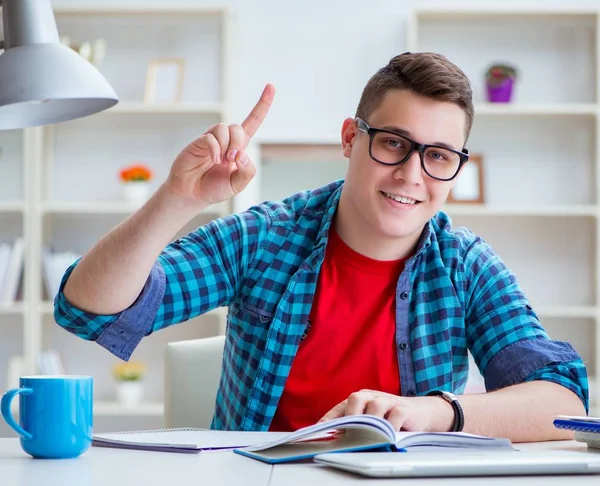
[0, 0, 118, 130]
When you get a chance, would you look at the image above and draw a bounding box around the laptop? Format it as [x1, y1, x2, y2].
[313, 450, 600, 478]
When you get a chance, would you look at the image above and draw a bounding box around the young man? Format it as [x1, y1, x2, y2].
[55, 52, 588, 440]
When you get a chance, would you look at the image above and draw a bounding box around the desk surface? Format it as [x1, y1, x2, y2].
[1, 438, 600, 486]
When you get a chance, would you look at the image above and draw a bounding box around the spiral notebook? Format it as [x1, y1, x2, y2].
[553, 415, 600, 449]
[92, 428, 291, 454]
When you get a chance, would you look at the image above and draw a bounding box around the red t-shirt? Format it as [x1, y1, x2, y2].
[270, 226, 406, 431]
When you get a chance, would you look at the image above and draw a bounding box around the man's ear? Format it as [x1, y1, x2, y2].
[341, 118, 357, 158]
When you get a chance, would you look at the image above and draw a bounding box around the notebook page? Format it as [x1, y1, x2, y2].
[93, 429, 290, 450]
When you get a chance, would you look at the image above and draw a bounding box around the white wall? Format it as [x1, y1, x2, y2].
[54, 0, 600, 143]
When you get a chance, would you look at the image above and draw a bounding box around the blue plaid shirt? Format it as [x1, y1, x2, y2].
[55, 180, 589, 430]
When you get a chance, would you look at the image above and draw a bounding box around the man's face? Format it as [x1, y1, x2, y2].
[341, 89, 467, 241]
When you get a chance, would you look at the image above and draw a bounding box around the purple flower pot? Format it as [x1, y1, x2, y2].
[486, 77, 514, 103]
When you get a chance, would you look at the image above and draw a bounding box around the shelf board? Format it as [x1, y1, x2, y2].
[53, 6, 227, 16]
[41, 201, 229, 217]
[536, 306, 597, 319]
[475, 103, 597, 116]
[0, 303, 25, 315]
[415, 7, 598, 20]
[444, 204, 597, 217]
[0, 201, 25, 213]
[95, 401, 163, 416]
[106, 102, 225, 116]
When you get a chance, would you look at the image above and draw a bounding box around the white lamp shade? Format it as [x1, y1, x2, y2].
[0, 43, 119, 129]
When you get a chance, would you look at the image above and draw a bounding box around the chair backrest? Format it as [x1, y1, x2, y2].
[164, 335, 225, 429]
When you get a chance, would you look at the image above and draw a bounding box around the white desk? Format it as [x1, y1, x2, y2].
[0, 439, 271, 486]
[1, 439, 599, 485]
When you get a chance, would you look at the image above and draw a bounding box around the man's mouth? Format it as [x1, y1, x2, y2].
[380, 191, 421, 205]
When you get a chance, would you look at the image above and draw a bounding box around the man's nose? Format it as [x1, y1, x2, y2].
[392, 151, 424, 185]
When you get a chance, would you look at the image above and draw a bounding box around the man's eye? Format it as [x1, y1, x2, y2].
[385, 138, 403, 148]
[429, 151, 448, 161]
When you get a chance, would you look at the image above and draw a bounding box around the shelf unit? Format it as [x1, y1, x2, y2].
[408, 7, 600, 411]
[0, 5, 234, 429]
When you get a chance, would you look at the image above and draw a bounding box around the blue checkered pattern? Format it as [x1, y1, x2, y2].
[55, 180, 589, 430]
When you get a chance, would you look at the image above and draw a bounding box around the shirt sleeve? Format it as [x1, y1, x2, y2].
[463, 236, 589, 412]
[54, 207, 272, 360]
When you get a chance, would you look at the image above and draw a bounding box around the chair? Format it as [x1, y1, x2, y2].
[164, 335, 225, 429]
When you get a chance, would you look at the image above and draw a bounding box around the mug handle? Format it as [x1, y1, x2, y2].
[1, 388, 33, 440]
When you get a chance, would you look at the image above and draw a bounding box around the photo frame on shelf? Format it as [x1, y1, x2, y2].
[143, 57, 186, 103]
[447, 154, 485, 204]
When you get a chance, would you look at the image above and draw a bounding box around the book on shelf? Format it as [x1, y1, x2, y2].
[42, 247, 82, 300]
[235, 415, 513, 464]
[0, 238, 24, 305]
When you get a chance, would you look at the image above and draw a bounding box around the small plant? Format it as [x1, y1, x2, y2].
[112, 361, 147, 382]
[119, 163, 153, 183]
[485, 64, 517, 87]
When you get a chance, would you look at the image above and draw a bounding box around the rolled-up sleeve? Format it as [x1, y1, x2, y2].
[463, 237, 589, 412]
[54, 207, 272, 360]
[54, 260, 166, 360]
[483, 338, 589, 412]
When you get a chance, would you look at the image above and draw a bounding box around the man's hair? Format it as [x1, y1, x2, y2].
[355, 52, 474, 144]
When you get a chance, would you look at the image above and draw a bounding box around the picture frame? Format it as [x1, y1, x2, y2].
[447, 154, 485, 204]
[143, 57, 186, 103]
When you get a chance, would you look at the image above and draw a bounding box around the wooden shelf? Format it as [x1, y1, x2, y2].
[536, 306, 597, 319]
[444, 204, 597, 217]
[94, 401, 163, 416]
[0, 303, 25, 315]
[53, 6, 227, 16]
[0, 201, 25, 213]
[40, 201, 229, 217]
[415, 7, 598, 20]
[475, 103, 597, 116]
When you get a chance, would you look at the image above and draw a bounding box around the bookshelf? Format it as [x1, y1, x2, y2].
[406, 7, 600, 412]
[0, 5, 233, 429]
[243, 6, 600, 414]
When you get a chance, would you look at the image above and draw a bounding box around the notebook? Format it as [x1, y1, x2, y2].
[234, 414, 514, 464]
[553, 415, 600, 450]
[92, 428, 292, 454]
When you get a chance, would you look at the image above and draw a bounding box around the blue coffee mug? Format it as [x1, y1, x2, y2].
[1, 375, 93, 459]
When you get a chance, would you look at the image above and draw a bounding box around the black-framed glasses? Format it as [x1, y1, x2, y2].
[356, 117, 469, 181]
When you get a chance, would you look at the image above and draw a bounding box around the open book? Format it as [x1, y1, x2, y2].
[234, 415, 514, 464]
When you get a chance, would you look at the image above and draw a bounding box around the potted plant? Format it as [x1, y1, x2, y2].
[485, 64, 517, 103]
[119, 163, 153, 204]
[113, 361, 147, 408]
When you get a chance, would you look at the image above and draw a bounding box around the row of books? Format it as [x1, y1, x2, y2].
[0, 241, 81, 305]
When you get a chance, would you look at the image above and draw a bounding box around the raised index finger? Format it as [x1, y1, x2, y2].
[242, 83, 276, 145]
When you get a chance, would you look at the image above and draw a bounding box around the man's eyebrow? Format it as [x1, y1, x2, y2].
[379, 124, 459, 151]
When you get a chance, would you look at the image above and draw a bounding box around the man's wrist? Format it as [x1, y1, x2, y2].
[427, 390, 464, 432]
[155, 183, 209, 220]
[430, 395, 456, 432]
